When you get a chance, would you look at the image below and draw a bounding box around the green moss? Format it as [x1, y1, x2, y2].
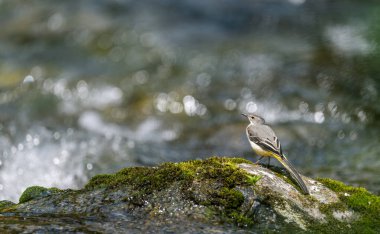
[176, 157, 258, 187]
[85, 156, 260, 226]
[176, 157, 259, 226]
[19, 186, 61, 203]
[85, 174, 115, 189]
[86, 162, 185, 193]
[245, 174, 262, 185]
[0, 200, 15, 210]
[229, 211, 255, 227]
[86, 157, 257, 191]
[313, 178, 380, 233]
[204, 187, 244, 209]
[318, 178, 380, 212]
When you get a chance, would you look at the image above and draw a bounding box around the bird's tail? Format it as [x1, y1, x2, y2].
[272, 154, 309, 195]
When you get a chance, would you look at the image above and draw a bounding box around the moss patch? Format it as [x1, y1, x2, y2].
[19, 186, 61, 203]
[314, 178, 380, 233]
[176, 157, 259, 226]
[85, 162, 185, 193]
[0, 200, 15, 210]
[85, 156, 260, 226]
[85, 157, 257, 191]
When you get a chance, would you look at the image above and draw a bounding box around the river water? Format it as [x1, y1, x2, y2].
[0, 0, 379, 202]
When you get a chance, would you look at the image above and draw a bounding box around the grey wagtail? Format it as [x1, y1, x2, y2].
[242, 113, 309, 195]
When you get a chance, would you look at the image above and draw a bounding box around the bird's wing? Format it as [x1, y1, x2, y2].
[247, 125, 283, 156]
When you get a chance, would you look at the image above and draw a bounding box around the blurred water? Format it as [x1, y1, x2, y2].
[1, 0, 380, 202]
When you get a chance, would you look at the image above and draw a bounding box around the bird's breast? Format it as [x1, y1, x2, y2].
[249, 141, 272, 157]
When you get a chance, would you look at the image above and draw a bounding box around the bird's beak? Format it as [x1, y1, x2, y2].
[241, 113, 247, 118]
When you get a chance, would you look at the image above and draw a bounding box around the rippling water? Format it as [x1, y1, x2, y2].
[0, 0, 379, 202]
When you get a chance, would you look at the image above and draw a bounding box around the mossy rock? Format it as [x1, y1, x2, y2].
[85, 157, 257, 191]
[19, 186, 62, 203]
[0, 200, 15, 209]
[314, 178, 380, 233]
[1, 157, 379, 233]
[85, 156, 261, 226]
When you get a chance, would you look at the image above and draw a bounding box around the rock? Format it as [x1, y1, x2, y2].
[0, 157, 379, 233]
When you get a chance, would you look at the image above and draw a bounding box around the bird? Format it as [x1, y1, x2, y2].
[242, 113, 309, 195]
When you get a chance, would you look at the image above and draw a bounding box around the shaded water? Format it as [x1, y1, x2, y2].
[0, 0, 380, 203]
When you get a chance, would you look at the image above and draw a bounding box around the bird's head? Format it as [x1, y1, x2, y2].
[241, 113, 265, 124]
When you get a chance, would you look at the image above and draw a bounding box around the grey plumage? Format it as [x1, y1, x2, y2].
[242, 113, 309, 195]
[246, 124, 283, 156]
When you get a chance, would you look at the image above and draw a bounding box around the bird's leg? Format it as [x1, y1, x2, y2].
[267, 157, 271, 167]
[255, 156, 264, 164]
